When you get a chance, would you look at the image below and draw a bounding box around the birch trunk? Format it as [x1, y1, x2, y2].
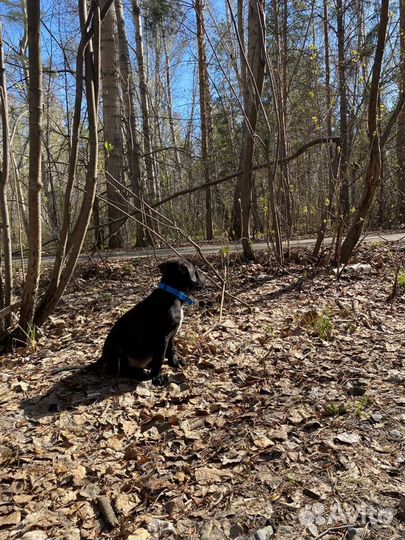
[162, 32, 182, 176]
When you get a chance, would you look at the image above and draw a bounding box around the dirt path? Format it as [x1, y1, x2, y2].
[38, 231, 404, 265]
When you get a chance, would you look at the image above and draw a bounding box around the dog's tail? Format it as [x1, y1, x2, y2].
[50, 357, 105, 375]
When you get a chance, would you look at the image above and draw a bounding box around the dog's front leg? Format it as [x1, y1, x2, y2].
[150, 337, 169, 386]
[167, 338, 185, 369]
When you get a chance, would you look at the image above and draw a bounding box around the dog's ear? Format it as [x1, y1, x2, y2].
[184, 260, 198, 283]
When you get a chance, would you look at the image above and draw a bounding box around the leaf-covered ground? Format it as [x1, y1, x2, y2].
[1, 243, 404, 540]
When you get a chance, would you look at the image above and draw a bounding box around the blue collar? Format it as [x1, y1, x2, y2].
[158, 282, 194, 305]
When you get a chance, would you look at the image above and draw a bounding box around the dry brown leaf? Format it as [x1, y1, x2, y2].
[0, 510, 21, 528]
[334, 432, 361, 444]
[253, 435, 274, 449]
[128, 529, 151, 540]
[195, 466, 233, 484]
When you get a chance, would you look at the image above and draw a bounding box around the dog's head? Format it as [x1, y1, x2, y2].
[158, 258, 206, 292]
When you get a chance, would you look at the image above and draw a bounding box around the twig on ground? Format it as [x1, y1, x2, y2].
[96, 495, 119, 528]
[219, 264, 227, 323]
[313, 523, 357, 540]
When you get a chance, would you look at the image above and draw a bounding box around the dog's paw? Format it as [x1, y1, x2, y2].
[168, 358, 186, 369]
[152, 374, 166, 386]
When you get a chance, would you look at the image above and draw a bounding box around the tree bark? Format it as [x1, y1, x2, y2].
[114, 0, 144, 246]
[336, 0, 349, 217]
[132, 0, 156, 202]
[18, 0, 43, 337]
[340, 0, 390, 264]
[232, 0, 266, 260]
[101, 1, 126, 248]
[313, 0, 336, 257]
[230, 0, 246, 240]
[162, 31, 182, 178]
[35, 0, 99, 320]
[0, 23, 13, 329]
[398, 0, 405, 223]
[273, 0, 292, 245]
[35, 0, 110, 326]
[266, 144, 282, 264]
[195, 0, 213, 240]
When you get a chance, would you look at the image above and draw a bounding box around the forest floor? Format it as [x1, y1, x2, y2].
[0, 243, 404, 540]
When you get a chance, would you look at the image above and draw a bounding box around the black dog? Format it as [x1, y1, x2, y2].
[99, 258, 205, 385]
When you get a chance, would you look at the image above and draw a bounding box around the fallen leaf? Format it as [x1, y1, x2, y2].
[195, 466, 233, 484]
[334, 432, 361, 444]
[0, 510, 21, 528]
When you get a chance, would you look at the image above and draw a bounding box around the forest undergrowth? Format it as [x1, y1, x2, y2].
[0, 243, 404, 540]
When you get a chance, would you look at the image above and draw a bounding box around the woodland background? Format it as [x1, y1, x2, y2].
[0, 2, 404, 538]
[0, 0, 404, 337]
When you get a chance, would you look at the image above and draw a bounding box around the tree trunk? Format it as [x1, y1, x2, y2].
[230, 0, 247, 240]
[313, 0, 336, 257]
[274, 0, 292, 246]
[195, 0, 213, 240]
[152, 29, 164, 202]
[101, 2, 126, 249]
[34, 0, 110, 326]
[0, 23, 13, 329]
[266, 144, 283, 264]
[162, 31, 182, 177]
[114, 0, 144, 246]
[237, 0, 247, 102]
[398, 0, 405, 223]
[233, 0, 266, 260]
[93, 193, 103, 248]
[132, 0, 156, 203]
[131, 0, 158, 245]
[44, 71, 59, 236]
[340, 0, 389, 264]
[34, 0, 96, 320]
[336, 0, 349, 217]
[18, 0, 43, 338]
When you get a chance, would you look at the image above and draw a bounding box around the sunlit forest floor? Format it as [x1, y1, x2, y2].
[1, 243, 404, 540]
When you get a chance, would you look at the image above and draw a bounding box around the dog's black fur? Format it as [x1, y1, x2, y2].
[99, 258, 205, 385]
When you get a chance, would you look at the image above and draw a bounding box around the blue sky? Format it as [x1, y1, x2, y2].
[0, 0, 229, 127]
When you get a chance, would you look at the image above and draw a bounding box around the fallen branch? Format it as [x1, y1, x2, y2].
[96, 495, 118, 528]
